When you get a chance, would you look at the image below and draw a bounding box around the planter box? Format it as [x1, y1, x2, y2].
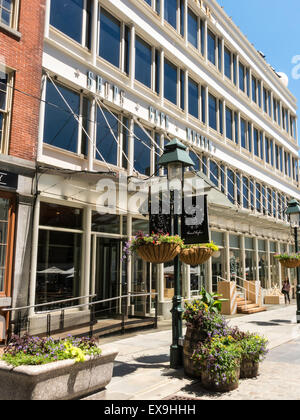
[0, 347, 118, 400]
[264, 295, 284, 305]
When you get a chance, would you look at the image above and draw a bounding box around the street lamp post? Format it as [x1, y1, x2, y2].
[286, 199, 300, 324]
[158, 139, 195, 368]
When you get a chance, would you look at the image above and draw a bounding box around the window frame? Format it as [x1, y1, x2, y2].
[0, 69, 13, 155]
[0, 192, 15, 298]
[0, 0, 20, 31]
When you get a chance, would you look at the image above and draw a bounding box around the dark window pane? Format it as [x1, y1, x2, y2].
[180, 70, 185, 110]
[219, 100, 223, 134]
[36, 230, 82, 309]
[135, 36, 152, 88]
[81, 97, 90, 156]
[207, 30, 216, 65]
[40, 203, 83, 229]
[44, 81, 80, 153]
[164, 0, 177, 29]
[254, 128, 259, 157]
[134, 124, 151, 175]
[188, 8, 198, 48]
[0, 71, 8, 110]
[201, 86, 206, 123]
[155, 50, 160, 94]
[243, 177, 249, 209]
[96, 108, 118, 165]
[224, 47, 231, 79]
[241, 119, 246, 149]
[99, 8, 120, 68]
[226, 107, 233, 140]
[164, 59, 177, 105]
[227, 169, 235, 204]
[124, 25, 130, 75]
[210, 160, 218, 186]
[50, 0, 83, 43]
[188, 78, 198, 118]
[92, 212, 120, 234]
[209, 93, 217, 130]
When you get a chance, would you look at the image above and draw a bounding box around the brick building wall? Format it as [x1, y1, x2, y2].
[0, 0, 46, 162]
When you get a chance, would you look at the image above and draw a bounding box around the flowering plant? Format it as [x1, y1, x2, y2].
[1, 334, 102, 367]
[181, 241, 219, 252]
[228, 328, 269, 363]
[183, 302, 230, 341]
[274, 252, 300, 260]
[192, 336, 241, 386]
[122, 231, 184, 261]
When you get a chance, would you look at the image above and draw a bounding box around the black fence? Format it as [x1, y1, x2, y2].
[5, 293, 158, 344]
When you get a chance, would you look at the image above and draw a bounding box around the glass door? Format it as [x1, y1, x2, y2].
[93, 237, 123, 317]
[212, 249, 225, 292]
[0, 195, 15, 298]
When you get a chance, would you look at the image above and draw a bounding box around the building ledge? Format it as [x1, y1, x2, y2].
[0, 22, 21, 40]
[0, 155, 35, 177]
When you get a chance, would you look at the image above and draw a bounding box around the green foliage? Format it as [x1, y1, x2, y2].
[1, 334, 102, 367]
[274, 253, 300, 260]
[198, 287, 227, 314]
[182, 241, 219, 252]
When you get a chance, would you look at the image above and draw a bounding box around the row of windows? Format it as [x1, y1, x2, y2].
[43, 78, 299, 221]
[145, 0, 297, 140]
[192, 152, 294, 221]
[50, 1, 298, 144]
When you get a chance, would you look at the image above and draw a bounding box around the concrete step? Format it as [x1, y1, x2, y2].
[237, 300, 252, 306]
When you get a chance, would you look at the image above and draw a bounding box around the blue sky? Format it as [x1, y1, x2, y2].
[218, 0, 300, 118]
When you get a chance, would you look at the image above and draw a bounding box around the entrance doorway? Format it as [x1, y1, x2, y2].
[92, 236, 125, 317]
[212, 248, 224, 292]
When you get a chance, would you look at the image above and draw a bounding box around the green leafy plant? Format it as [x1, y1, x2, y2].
[192, 335, 241, 386]
[229, 329, 268, 363]
[181, 241, 219, 251]
[1, 334, 102, 367]
[198, 287, 227, 314]
[274, 253, 300, 260]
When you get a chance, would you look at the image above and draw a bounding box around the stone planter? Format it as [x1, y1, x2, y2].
[240, 358, 259, 379]
[0, 347, 118, 400]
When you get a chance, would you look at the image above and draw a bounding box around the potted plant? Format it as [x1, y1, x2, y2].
[179, 242, 218, 266]
[192, 335, 241, 393]
[0, 334, 118, 400]
[274, 253, 300, 268]
[182, 296, 229, 378]
[123, 231, 183, 264]
[229, 328, 268, 379]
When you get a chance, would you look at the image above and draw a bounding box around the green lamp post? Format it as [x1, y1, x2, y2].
[158, 139, 195, 368]
[286, 199, 300, 324]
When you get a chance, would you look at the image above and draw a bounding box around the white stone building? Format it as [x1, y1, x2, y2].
[27, 0, 300, 322]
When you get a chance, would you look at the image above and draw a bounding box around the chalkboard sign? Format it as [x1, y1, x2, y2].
[181, 195, 209, 245]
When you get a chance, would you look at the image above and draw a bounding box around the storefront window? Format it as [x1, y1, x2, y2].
[36, 204, 83, 310]
[211, 231, 224, 291]
[92, 213, 121, 234]
[0, 198, 10, 293]
[245, 237, 255, 281]
[229, 235, 241, 281]
[269, 241, 279, 288]
[258, 240, 267, 288]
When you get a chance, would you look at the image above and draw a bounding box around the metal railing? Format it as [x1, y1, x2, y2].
[4, 292, 158, 344]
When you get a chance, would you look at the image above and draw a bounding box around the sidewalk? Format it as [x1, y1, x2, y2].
[84, 304, 300, 400]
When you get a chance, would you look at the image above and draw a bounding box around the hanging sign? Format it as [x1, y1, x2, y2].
[0, 171, 18, 190]
[181, 195, 210, 245]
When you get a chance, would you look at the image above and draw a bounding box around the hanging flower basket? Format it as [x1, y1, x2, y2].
[137, 242, 181, 264]
[274, 254, 300, 268]
[179, 242, 218, 266]
[123, 231, 183, 264]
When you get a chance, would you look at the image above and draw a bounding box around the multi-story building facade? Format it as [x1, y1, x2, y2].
[0, 0, 46, 339]
[28, 0, 299, 325]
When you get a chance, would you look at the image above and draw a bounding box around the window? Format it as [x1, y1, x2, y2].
[234, 113, 238, 144]
[219, 100, 223, 135]
[260, 132, 264, 160]
[188, 8, 198, 49]
[226, 107, 233, 140]
[201, 86, 206, 124]
[248, 123, 252, 153]
[43, 80, 88, 155]
[207, 30, 216, 65]
[246, 69, 250, 97]
[50, 0, 91, 47]
[188, 77, 199, 119]
[263, 88, 268, 113]
[135, 36, 152, 88]
[243, 177, 249, 209]
[36, 203, 83, 310]
[164, 59, 177, 105]
[256, 183, 261, 212]
[0, 194, 15, 297]
[96, 107, 119, 166]
[210, 160, 219, 186]
[0, 70, 13, 154]
[270, 139, 274, 166]
[144, 0, 160, 14]
[253, 128, 259, 157]
[239, 63, 245, 92]
[99, 8, 121, 68]
[224, 47, 231, 80]
[241, 118, 246, 149]
[180, 70, 185, 110]
[252, 76, 257, 103]
[164, 0, 177, 29]
[134, 124, 151, 175]
[227, 169, 235, 204]
[208, 93, 217, 130]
